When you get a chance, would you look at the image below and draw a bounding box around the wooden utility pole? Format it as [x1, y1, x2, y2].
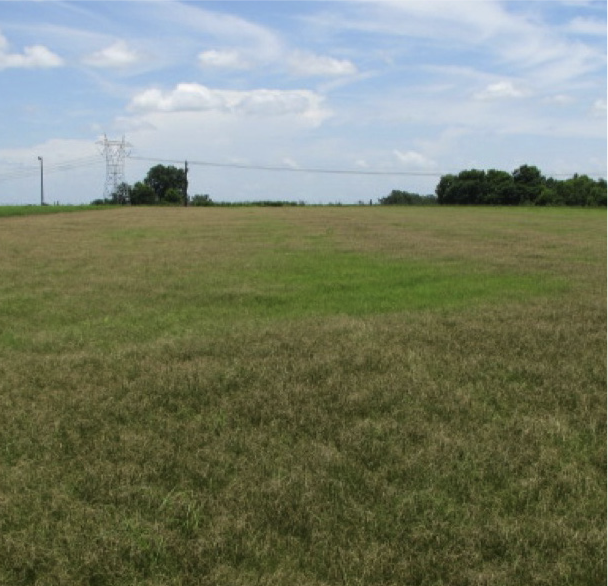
[183, 160, 189, 206]
[38, 156, 44, 205]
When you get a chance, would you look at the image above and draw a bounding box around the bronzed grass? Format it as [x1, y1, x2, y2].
[0, 207, 605, 585]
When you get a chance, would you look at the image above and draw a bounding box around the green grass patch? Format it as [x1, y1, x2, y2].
[245, 249, 565, 317]
[0, 209, 568, 352]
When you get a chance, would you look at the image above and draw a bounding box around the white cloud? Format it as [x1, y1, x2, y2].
[474, 81, 526, 101]
[198, 49, 250, 69]
[566, 16, 607, 35]
[282, 157, 300, 169]
[543, 94, 576, 106]
[288, 51, 357, 77]
[82, 41, 140, 68]
[198, 47, 358, 78]
[150, 2, 283, 63]
[111, 116, 157, 134]
[556, 1, 596, 5]
[130, 85, 223, 113]
[591, 98, 607, 117]
[325, 0, 505, 43]
[128, 83, 330, 124]
[393, 149, 437, 170]
[320, 1, 605, 87]
[0, 31, 63, 69]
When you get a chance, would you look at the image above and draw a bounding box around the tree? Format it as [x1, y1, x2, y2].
[484, 169, 516, 205]
[191, 194, 214, 206]
[163, 187, 183, 205]
[536, 183, 560, 206]
[436, 169, 486, 204]
[551, 174, 606, 206]
[594, 178, 607, 206]
[454, 169, 486, 204]
[144, 164, 186, 204]
[378, 190, 437, 205]
[435, 174, 456, 204]
[512, 165, 543, 205]
[130, 181, 156, 205]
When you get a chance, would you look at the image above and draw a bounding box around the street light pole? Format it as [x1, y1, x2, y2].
[37, 156, 44, 206]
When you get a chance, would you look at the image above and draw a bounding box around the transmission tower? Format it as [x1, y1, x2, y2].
[97, 134, 132, 199]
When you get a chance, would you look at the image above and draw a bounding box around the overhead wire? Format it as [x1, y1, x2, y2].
[0, 155, 103, 183]
[127, 154, 604, 179]
[128, 155, 445, 177]
[0, 151, 604, 184]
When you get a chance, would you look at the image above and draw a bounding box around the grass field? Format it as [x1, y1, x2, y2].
[0, 206, 605, 585]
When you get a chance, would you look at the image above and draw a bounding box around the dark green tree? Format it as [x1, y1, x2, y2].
[484, 169, 516, 205]
[563, 175, 606, 206]
[163, 187, 184, 205]
[454, 169, 486, 204]
[536, 183, 560, 206]
[191, 194, 214, 206]
[512, 165, 544, 204]
[144, 164, 186, 204]
[130, 181, 156, 205]
[435, 174, 456, 204]
[436, 170, 487, 204]
[378, 190, 437, 205]
[594, 178, 607, 206]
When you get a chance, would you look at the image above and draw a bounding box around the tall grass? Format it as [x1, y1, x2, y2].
[0, 207, 605, 585]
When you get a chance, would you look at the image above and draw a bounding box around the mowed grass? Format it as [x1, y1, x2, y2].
[0, 206, 605, 585]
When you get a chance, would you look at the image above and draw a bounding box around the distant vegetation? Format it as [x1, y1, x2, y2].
[379, 165, 606, 207]
[377, 190, 438, 205]
[91, 163, 606, 207]
[90, 165, 305, 208]
[435, 165, 606, 206]
[98, 164, 188, 206]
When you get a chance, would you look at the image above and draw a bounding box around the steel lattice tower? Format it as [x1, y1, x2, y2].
[97, 134, 132, 199]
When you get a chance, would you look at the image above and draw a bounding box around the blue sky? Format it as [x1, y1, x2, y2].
[0, 0, 605, 204]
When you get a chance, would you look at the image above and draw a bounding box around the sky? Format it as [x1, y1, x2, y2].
[0, 0, 606, 205]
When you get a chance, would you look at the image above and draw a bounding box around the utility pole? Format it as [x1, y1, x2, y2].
[183, 160, 189, 206]
[37, 156, 44, 206]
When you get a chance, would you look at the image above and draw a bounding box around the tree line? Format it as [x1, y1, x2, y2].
[436, 165, 606, 206]
[383, 165, 606, 207]
[93, 163, 606, 207]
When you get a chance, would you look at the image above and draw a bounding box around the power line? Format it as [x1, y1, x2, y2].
[128, 155, 445, 177]
[0, 155, 103, 182]
[127, 154, 605, 180]
[0, 150, 604, 185]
